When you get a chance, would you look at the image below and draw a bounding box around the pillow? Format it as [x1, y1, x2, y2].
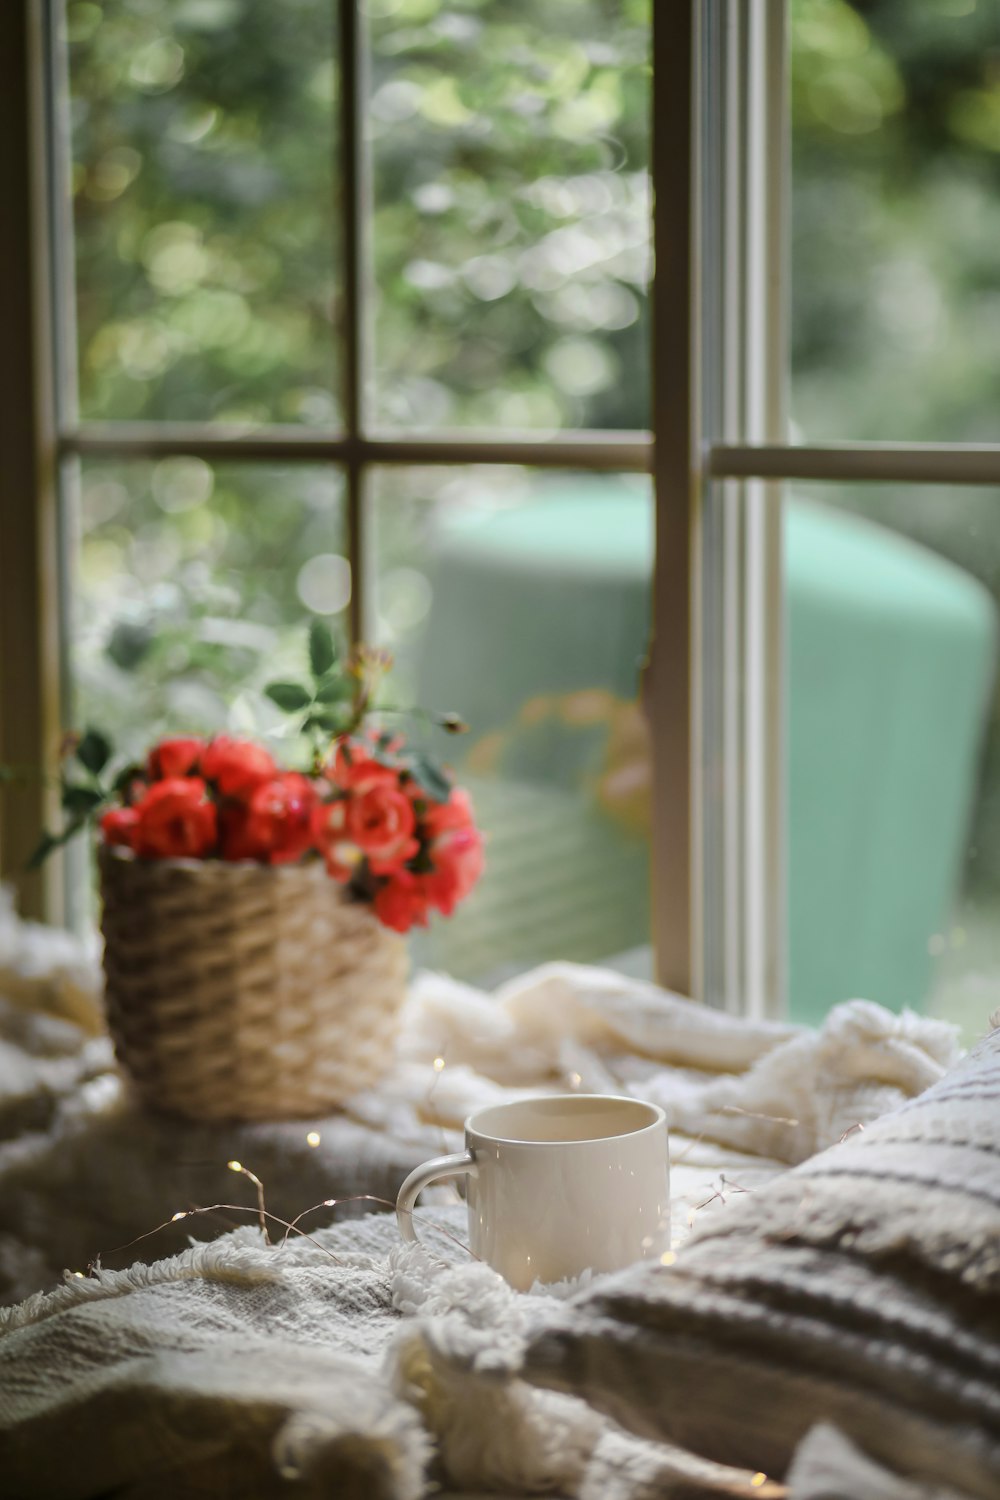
[523, 1022, 1000, 1498]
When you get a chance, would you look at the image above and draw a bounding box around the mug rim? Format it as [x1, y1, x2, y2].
[465, 1092, 666, 1147]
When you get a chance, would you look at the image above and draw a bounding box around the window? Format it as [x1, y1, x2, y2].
[2, 0, 680, 990]
[6, 2, 995, 1031]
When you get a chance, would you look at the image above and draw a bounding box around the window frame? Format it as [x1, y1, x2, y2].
[8, 1, 999, 1008]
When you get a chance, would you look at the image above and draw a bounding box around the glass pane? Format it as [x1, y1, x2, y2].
[791, 0, 1000, 442]
[72, 459, 346, 755]
[67, 0, 339, 425]
[370, 466, 653, 983]
[368, 0, 651, 431]
[783, 483, 1000, 1044]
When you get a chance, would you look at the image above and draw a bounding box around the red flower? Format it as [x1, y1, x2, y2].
[132, 778, 217, 859]
[326, 739, 395, 794]
[424, 787, 476, 837]
[256, 774, 317, 864]
[422, 789, 483, 914]
[373, 869, 431, 933]
[346, 782, 419, 871]
[146, 737, 205, 780]
[311, 798, 366, 883]
[100, 805, 139, 850]
[201, 736, 277, 798]
[424, 826, 484, 915]
[218, 803, 266, 863]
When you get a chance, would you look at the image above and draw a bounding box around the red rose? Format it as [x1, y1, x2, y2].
[201, 736, 277, 798]
[132, 778, 217, 859]
[423, 786, 475, 836]
[146, 737, 205, 780]
[311, 798, 365, 883]
[424, 825, 484, 915]
[253, 774, 317, 864]
[346, 781, 418, 871]
[218, 803, 266, 862]
[373, 870, 430, 933]
[326, 739, 395, 795]
[420, 789, 483, 914]
[100, 805, 139, 850]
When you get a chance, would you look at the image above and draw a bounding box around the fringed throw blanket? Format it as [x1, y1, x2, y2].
[2, 1024, 999, 1495]
[0, 891, 963, 1304]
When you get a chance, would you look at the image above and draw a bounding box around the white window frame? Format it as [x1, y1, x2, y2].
[6, 1, 1000, 1011]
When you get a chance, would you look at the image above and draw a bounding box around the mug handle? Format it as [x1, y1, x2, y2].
[396, 1150, 478, 1244]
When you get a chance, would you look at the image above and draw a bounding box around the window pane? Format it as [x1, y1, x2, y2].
[368, 0, 651, 431]
[72, 459, 346, 754]
[791, 0, 1000, 442]
[370, 466, 653, 983]
[67, 1, 339, 425]
[783, 483, 1000, 1043]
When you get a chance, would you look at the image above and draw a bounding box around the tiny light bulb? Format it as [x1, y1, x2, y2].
[306, 1131, 321, 1148]
[171, 1211, 187, 1222]
[433, 1057, 445, 1072]
[751, 1475, 767, 1489]
[568, 1071, 582, 1088]
[660, 1251, 677, 1266]
[227, 1160, 243, 1173]
[73, 1270, 85, 1279]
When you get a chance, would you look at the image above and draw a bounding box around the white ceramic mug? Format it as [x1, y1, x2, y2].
[395, 1093, 670, 1290]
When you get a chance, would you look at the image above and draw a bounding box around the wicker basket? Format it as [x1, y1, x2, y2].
[99, 845, 408, 1122]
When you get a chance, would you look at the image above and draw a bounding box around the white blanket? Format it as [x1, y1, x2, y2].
[0, 891, 981, 1499]
[0, 888, 963, 1306]
[1, 1209, 983, 1500]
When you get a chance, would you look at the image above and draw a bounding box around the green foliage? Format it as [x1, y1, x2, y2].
[264, 681, 312, 712]
[75, 728, 112, 775]
[308, 618, 337, 678]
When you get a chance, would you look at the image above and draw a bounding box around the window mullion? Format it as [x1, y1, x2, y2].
[338, 0, 365, 643]
[0, 0, 63, 922]
[709, 443, 1000, 486]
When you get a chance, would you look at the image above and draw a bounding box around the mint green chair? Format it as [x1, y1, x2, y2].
[786, 501, 996, 1025]
[414, 483, 997, 1018]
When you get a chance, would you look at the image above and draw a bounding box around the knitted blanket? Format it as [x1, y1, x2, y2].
[0, 892, 963, 1305]
[1, 894, 996, 1498]
[522, 1023, 1000, 1499]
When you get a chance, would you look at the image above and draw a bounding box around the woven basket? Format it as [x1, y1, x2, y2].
[99, 845, 408, 1122]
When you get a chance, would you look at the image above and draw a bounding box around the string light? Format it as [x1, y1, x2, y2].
[660, 1250, 677, 1266]
[751, 1474, 767, 1488]
[227, 1160, 270, 1242]
[305, 1131, 321, 1148]
[171, 1211, 188, 1222]
[433, 1056, 445, 1072]
[568, 1071, 582, 1088]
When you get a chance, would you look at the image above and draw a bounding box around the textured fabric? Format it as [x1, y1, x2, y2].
[1, 1207, 792, 1500]
[0, 892, 994, 1500]
[0, 1213, 431, 1500]
[522, 1024, 1000, 1499]
[0, 892, 962, 1305]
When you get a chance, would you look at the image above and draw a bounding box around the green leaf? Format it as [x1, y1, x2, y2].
[61, 783, 105, 817]
[314, 677, 353, 704]
[26, 821, 83, 870]
[26, 831, 59, 870]
[265, 681, 312, 712]
[304, 706, 352, 734]
[308, 619, 337, 678]
[409, 755, 452, 804]
[76, 728, 112, 776]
